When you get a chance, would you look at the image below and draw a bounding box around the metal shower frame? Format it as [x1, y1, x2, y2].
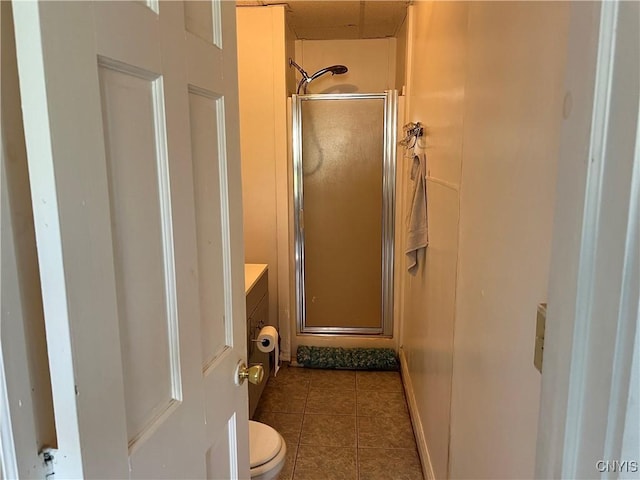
[292, 90, 398, 336]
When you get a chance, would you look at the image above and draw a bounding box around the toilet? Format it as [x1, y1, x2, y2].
[249, 420, 287, 480]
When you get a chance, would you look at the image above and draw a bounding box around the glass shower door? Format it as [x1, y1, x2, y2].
[292, 92, 397, 335]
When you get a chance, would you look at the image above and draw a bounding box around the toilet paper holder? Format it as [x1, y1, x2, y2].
[252, 325, 280, 376]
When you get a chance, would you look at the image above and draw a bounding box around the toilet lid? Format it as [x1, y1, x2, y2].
[249, 421, 283, 468]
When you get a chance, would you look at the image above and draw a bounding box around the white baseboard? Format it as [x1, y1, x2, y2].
[400, 347, 436, 480]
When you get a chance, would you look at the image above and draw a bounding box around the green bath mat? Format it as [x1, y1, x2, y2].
[296, 346, 399, 371]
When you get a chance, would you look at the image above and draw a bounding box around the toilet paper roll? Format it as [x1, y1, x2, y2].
[257, 326, 280, 376]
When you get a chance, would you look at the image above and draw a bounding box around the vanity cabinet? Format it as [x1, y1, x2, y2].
[244, 264, 270, 418]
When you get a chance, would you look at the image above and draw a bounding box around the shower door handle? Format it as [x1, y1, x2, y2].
[299, 209, 304, 230]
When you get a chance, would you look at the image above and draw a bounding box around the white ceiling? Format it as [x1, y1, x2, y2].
[236, 1, 409, 40]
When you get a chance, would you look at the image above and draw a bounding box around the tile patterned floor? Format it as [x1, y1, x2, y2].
[253, 364, 424, 480]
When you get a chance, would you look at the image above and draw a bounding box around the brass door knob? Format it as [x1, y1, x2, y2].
[235, 362, 264, 386]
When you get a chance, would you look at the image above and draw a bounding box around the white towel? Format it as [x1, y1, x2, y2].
[406, 153, 428, 274]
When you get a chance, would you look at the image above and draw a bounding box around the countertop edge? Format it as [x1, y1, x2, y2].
[244, 263, 268, 295]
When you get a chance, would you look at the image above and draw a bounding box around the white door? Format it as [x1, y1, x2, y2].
[12, 1, 249, 478]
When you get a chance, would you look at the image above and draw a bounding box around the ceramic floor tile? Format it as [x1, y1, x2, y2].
[356, 371, 403, 392]
[310, 369, 356, 390]
[267, 364, 312, 389]
[357, 448, 423, 480]
[256, 384, 308, 414]
[300, 414, 356, 447]
[305, 388, 356, 415]
[253, 369, 420, 480]
[356, 390, 408, 417]
[293, 445, 357, 480]
[357, 415, 416, 449]
[276, 441, 297, 480]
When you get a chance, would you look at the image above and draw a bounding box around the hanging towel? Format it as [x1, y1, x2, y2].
[406, 153, 428, 274]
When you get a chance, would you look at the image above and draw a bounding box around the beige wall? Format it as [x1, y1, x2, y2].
[401, 2, 468, 478]
[401, 1, 570, 478]
[450, 3, 569, 477]
[395, 17, 408, 94]
[285, 21, 297, 95]
[236, 6, 291, 356]
[294, 38, 398, 93]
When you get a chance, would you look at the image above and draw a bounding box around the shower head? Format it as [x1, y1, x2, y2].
[289, 58, 349, 94]
[308, 65, 348, 81]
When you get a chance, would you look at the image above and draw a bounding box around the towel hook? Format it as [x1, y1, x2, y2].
[399, 122, 424, 148]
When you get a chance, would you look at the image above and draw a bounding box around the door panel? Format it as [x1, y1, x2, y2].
[188, 91, 228, 370]
[12, 1, 248, 478]
[205, 416, 236, 480]
[99, 64, 181, 449]
[184, 0, 223, 47]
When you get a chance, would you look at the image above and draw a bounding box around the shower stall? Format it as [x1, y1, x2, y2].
[292, 91, 398, 336]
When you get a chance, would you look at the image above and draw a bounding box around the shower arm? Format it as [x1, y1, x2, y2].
[289, 58, 311, 94]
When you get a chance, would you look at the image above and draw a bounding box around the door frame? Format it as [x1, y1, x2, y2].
[536, 0, 639, 476]
[1, 2, 50, 476]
